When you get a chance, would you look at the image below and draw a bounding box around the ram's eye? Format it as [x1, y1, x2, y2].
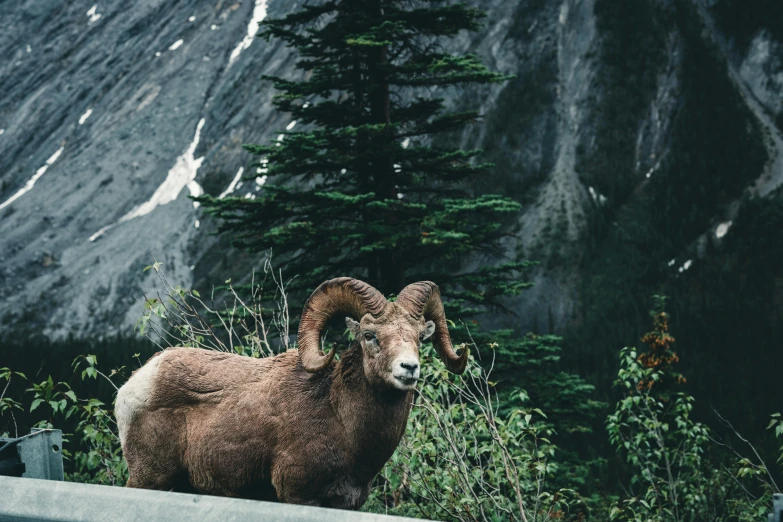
[363, 332, 375, 342]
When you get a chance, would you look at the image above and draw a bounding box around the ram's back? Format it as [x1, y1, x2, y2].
[120, 348, 298, 431]
[153, 348, 280, 402]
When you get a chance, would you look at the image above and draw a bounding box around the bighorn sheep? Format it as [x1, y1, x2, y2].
[115, 278, 467, 509]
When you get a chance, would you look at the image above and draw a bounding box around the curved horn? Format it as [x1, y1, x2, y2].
[397, 282, 468, 374]
[298, 278, 386, 372]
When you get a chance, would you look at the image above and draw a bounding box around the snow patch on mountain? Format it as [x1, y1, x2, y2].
[0, 145, 65, 212]
[219, 167, 244, 199]
[79, 108, 93, 125]
[86, 5, 101, 24]
[229, 0, 268, 64]
[89, 119, 206, 241]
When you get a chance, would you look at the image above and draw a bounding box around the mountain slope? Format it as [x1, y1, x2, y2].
[0, 0, 782, 344]
[0, 0, 300, 336]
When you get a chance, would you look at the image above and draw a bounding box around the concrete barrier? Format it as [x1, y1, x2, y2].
[0, 476, 422, 522]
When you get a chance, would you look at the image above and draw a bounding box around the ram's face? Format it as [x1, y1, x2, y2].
[346, 302, 435, 391]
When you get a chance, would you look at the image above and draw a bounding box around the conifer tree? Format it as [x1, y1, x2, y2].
[197, 0, 529, 313]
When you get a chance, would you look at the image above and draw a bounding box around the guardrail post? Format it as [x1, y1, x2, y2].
[0, 429, 64, 481]
[771, 493, 783, 522]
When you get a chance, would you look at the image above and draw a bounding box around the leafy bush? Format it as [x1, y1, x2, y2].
[0, 355, 130, 485]
[769, 414, 783, 466]
[0, 367, 25, 438]
[362, 328, 612, 521]
[364, 336, 595, 521]
[136, 256, 291, 357]
[607, 345, 711, 521]
[607, 298, 779, 521]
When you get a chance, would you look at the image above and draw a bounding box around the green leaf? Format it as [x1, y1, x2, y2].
[143, 261, 163, 272]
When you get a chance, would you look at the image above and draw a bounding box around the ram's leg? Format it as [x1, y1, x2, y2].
[323, 480, 368, 510]
[122, 411, 187, 491]
[271, 462, 322, 506]
[124, 444, 184, 490]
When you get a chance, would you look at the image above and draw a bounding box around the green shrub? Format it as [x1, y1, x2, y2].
[607, 299, 778, 521]
[365, 341, 583, 521]
[0, 367, 26, 438]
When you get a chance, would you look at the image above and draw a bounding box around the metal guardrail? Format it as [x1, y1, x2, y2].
[0, 429, 64, 480]
[2, 427, 778, 521]
[0, 475, 422, 522]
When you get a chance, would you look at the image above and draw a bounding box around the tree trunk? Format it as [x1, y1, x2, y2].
[367, 0, 401, 294]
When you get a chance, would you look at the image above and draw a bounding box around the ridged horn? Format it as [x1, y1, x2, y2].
[298, 278, 387, 372]
[396, 281, 468, 374]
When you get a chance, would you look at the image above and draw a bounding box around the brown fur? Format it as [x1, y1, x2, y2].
[117, 280, 462, 509]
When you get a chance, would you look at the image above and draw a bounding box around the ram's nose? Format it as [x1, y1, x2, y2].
[392, 355, 421, 389]
[399, 360, 420, 376]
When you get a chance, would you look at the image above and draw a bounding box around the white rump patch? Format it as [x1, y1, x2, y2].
[115, 354, 163, 446]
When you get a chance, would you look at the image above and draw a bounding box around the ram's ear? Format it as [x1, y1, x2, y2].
[345, 317, 361, 337]
[422, 320, 436, 341]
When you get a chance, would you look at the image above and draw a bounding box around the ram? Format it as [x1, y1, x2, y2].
[115, 277, 467, 509]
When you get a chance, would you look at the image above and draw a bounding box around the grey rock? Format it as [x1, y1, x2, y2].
[0, 0, 781, 337]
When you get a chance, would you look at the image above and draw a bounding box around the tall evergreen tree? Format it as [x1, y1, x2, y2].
[197, 0, 529, 314]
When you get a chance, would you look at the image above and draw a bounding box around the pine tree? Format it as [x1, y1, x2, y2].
[196, 0, 530, 313]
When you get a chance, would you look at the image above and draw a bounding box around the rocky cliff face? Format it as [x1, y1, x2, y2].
[0, 0, 300, 337]
[1, 0, 782, 341]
